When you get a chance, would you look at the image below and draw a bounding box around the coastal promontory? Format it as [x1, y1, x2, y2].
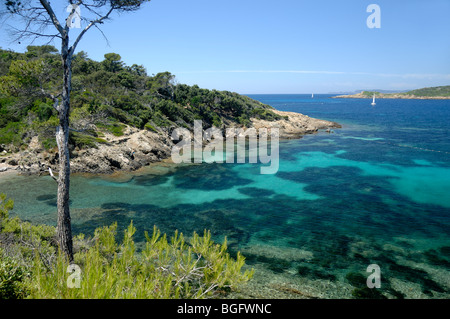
[0, 46, 340, 175]
[332, 85, 450, 99]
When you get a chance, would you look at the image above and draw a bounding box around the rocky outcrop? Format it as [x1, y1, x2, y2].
[0, 127, 174, 175]
[69, 127, 173, 174]
[0, 110, 340, 176]
[251, 109, 341, 139]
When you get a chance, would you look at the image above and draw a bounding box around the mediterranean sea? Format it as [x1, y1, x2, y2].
[1, 94, 449, 298]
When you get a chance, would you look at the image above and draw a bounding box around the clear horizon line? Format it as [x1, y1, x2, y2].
[176, 70, 450, 79]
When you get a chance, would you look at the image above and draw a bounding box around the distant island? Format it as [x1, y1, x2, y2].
[332, 85, 450, 99]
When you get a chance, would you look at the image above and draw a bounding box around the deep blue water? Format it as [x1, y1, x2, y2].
[1, 94, 449, 298]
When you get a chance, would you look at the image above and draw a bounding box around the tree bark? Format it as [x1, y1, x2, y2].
[56, 32, 74, 262]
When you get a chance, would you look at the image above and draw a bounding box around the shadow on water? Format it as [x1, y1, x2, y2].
[9, 133, 450, 298]
[10, 149, 446, 299]
[171, 163, 254, 190]
[36, 194, 72, 207]
[69, 163, 450, 297]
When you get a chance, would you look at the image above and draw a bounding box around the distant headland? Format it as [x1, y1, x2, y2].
[332, 85, 450, 99]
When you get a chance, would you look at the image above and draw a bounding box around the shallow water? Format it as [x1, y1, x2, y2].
[1, 94, 449, 299]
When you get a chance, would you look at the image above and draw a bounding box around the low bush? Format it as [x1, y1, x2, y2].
[30, 222, 253, 299]
[0, 193, 254, 299]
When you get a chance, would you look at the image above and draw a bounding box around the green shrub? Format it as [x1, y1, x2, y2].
[0, 121, 24, 145]
[97, 122, 126, 137]
[69, 131, 107, 149]
[1, 216, 55, 240]
[238, 114, 251, 127]
[212, 114, 222, 128]
[32, 101, 54, 121]
[69, 131, 98, 149]
[0, 195, 31, 299]
[251, 108, 283, 121]
[0, 195, 56, 264]
[144, 122, 158, 132]
[0, 254, 31, 299]
[29, 222, 254, 299]
[152, 110, 172, 128]
[0, 193, 14, 220]
[41, 137, 57, 150]
[108, 123, 126, 137]
[1, 192, 254, 299]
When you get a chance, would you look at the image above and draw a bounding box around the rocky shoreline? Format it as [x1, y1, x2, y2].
[0, 109, 340, 176]
[332, 92, 450, 99]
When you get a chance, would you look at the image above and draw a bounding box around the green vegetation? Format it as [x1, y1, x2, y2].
[0, 46, 276, 151]
[358, 86, 450, 98]
[0, 46, 264, 299]
[360, 91, 379, 97]
[0, 193, 254, 299]
[69, 131, 108, 149]
[251, 108, 286, 121]
[406, 85, 450, 97]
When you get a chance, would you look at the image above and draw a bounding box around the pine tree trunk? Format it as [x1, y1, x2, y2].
[56, 34, 74, 262]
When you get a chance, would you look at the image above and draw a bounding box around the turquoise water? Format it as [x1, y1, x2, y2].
[1, 94, 449, 298]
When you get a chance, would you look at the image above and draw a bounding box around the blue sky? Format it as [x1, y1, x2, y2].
[1, 0, 449, 93]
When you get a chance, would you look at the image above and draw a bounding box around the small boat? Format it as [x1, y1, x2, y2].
[312, 93, 314, 98]
[371, 94, 376, 106]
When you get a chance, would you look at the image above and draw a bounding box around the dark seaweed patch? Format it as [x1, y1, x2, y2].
[345, 272, 366, 286]
[36, 194, 56, 201]
[440, 246, 450, 257]
[244, 253, 292, 274]
[297, 265, 337, 281]
[132, 174, 170, 186]
[387, 263, 446, 295]
[351, 287, 387, 299]
[237, 187, 276, 198]
[172, 164, 253, 190]
[424, 249, 450, 269]
[345, 272, 387, 299]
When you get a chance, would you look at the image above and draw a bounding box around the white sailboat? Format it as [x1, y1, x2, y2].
[312, 93, 314, 98]
[371, 94, 376, 106]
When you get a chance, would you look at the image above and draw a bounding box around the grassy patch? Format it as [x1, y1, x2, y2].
[96, 123, 126, 137]
[69, 131, 107, 149]
[144, 122, 158, 133]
